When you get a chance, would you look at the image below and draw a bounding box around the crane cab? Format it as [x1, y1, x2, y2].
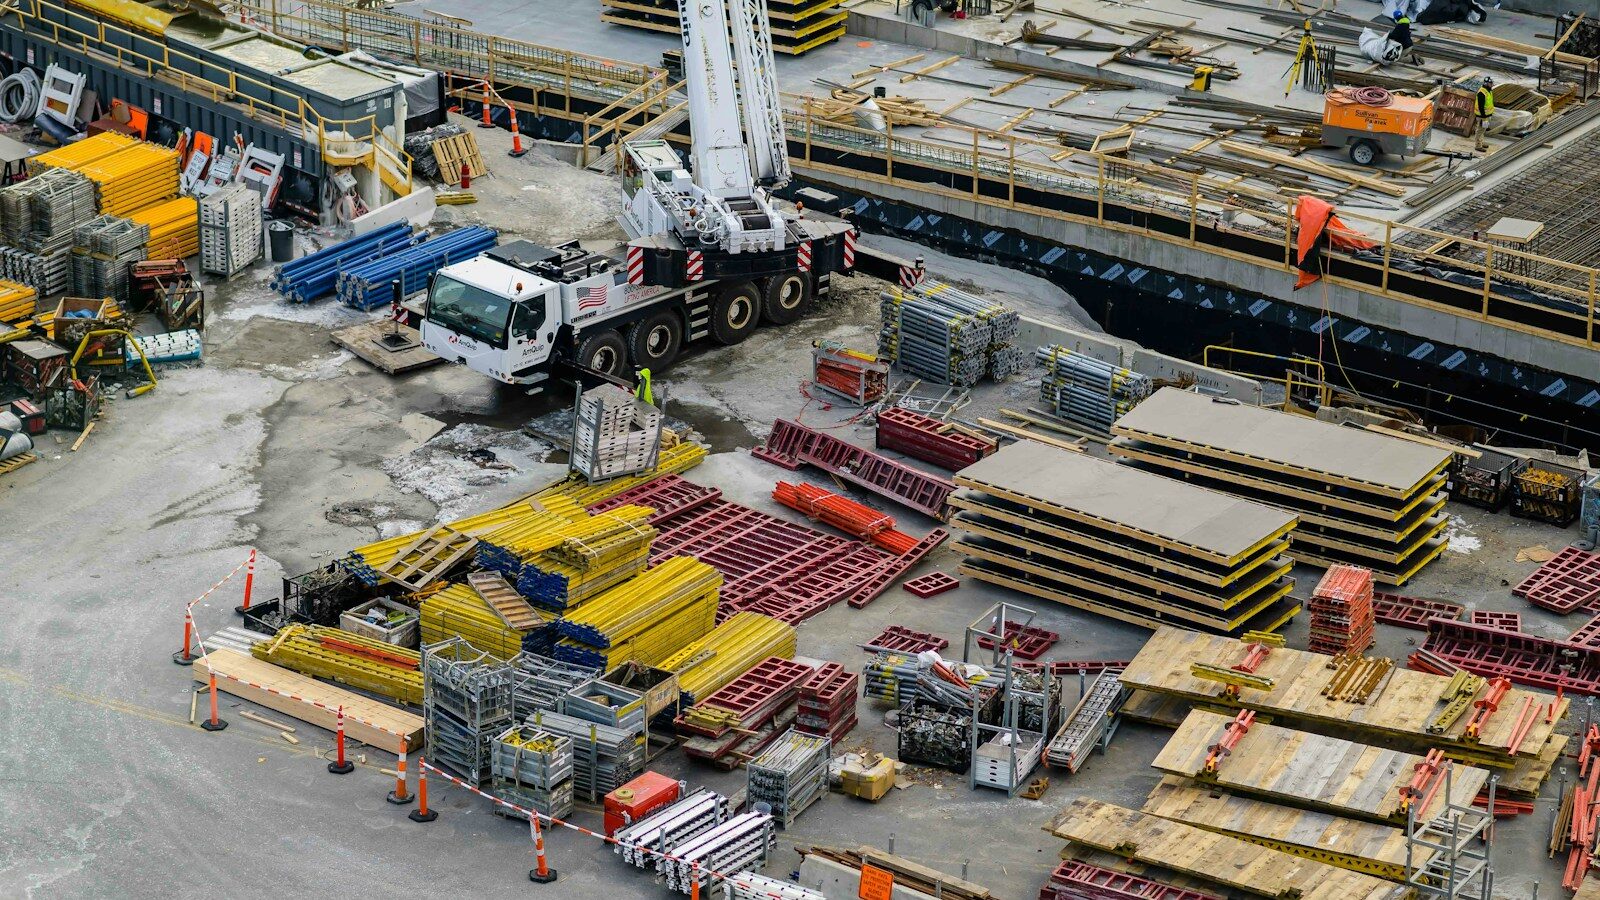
[421, 242, 565, 384]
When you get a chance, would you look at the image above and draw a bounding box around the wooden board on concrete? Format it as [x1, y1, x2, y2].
[955, 440, 1297, 565]
[331, 321, 443, 375]
[1119, 626, 1564, 763]
[1142, 776, 1426, 878]
[1045, 798, 1407, 900]
[193, 648, 422, 752]
[1151, 709, 1487, 824]
[1112, 387, 1453, 499]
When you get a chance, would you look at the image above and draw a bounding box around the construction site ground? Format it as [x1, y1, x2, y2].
[0, 124, 1587, 900]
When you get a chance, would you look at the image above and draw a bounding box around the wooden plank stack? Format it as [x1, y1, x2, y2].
[1111, 388, 1454, 585]
[1308, 564, 1376, 655]
[951, 441, 1301, 636]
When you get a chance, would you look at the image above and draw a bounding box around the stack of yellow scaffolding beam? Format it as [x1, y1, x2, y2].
[26, 131, 137, 176]
[253, 624, 424, 704]
[661, 612, 798, 705]
[516, 506, 657, 611]
[420, 582, 555, 661]
[0, 280, 37, 323]
[527, 440, 707, 507]
[76, 143, 180, 216]
[553, 557, 720, 669]
[128, 197, 198, 258]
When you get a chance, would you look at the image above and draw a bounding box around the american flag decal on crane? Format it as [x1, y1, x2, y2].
[686, 250, 705, 281]
[577, 286, 608, 310]
[626, 245, 644, 285]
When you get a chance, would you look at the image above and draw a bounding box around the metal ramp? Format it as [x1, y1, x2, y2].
[468, 571, 543, 630]
[1045, 668, 1127, 772]
[585, 102, 690, 174]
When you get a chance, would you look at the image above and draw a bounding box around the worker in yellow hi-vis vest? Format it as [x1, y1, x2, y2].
[634, 367, 654, 406]
[1475, 77, 1495, 152]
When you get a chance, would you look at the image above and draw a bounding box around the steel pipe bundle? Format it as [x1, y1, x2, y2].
[423, 638, 517, 784]
[1036, 345, 1152, 434]
[660, 612, 798, 705]
[336, 225, 498, 309]
[660, 812, 775, 895]
[746, 728, 830, 828]
[271, 222, 419, 303]
[511, 652, 602, 718]
[879, 280, 1022, 386]
[863, 651, 978, 708]
[554, 557, 720, 668]
[614, 788, 731, 868]
[489, 724, 575, 819]
[527, 708, 646, 798]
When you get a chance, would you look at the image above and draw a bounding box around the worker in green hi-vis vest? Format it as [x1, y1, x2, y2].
[634, 367, 654, 406]
[1475, 78, 1495, 152]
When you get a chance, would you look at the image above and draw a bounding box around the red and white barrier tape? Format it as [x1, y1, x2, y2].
[418, 760, 797, 899]
[203, 667, 411, 752]
[183, 551, 256, 659]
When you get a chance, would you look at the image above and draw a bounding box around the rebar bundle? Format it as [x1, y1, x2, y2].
[614, 788, 731, 868]
[1036, 345, 1153, 434]
[511, 652, 602, 719]
[489, 724, 576, 819]
[878, 280, 1022, 386]
[526, 708, 646, 800]
[553, 556, 720, 669]
[423, 638, 516, 784]
[746, 728, 830, 828]
[660, 812, 775, 895]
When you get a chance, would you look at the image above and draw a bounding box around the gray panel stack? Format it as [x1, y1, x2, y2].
[0, 247, 70, 297]
[422, 638, 516, 785]
[199, 183, 263, 277]
[70, 216, 149, 303]
[561, 678, 647, 733]
[1037, 345, 1153, 435]
[489, 724, 576, 820]
[570, 384, 662, 482]
[511, 652, 601, 719]
[613, 788, 731, 869]
[660, 811, 775, 895]
[878, 280, 1022, 386]
[526, 708, 646, 801]
[746, 728, 830, 828]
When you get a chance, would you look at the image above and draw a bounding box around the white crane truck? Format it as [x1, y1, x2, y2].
[415, 0, 856, 389]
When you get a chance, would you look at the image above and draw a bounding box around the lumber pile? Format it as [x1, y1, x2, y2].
[1112, 388, 1452, 585]
[952, 440, 1300, 635]
[1308, 564, 1376, 655]
[553, 556, 721, 669]
[805, 90, 940, 127]
[253, 623, 424, 704]
[661, 611, 797, 705]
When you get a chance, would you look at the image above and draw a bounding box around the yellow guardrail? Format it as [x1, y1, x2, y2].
[1203, 346, 1330, 411]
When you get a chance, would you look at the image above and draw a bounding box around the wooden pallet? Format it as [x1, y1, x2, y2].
[0, 451, 38, 477]
[468, 571, 543, 630]
[375, 525, 478, 590]
[330, 321, 443, 375]
[433, 132, 487, 186]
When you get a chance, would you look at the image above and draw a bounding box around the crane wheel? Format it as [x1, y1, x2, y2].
[760, 273, 811, 326]
[628, 311, 682, 369]
[575, 328, 628, 378]
[711, 281, 760, 346]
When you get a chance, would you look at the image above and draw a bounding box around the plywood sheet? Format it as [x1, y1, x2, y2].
[1119, 627, 1564, 762]
[955, 441, 1296, 564]
[1152, 710, 1486, 823]
[193, 648, 423, 752]
[1046, 798, 1407, 900]
[1113, 388, 1452, 497]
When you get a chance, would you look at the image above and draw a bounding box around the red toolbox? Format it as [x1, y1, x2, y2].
[603, 771, 681, 836]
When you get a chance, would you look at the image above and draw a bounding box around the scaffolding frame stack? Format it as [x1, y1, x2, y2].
[422, 638, 516, 784]
[70, 215, 149, 303]
[570, 383, 663, 482]
[199, 184, 263, 277]
[660, 811, 776, 896]
[511, 652, 601, 718]
[489, 724, 576, 820]
[527, 708, 646, 801]
[746, 728, 831, 828]
[614, 788, 732, 869]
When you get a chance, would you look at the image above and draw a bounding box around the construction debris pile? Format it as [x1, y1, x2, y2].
[879, 280, 1023, 387]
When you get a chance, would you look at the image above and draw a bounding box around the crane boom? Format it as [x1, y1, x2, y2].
[679, 0, 756, 199]
[728, 0, 790, 187]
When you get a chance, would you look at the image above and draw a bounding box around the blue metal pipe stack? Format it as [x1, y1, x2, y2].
[1035, 345, 1152, 435]
[336, 226, 499, 310]
[270, 222, 419, 304]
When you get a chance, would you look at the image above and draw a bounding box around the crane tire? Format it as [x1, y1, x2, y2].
[575, 329, 628, 378]
[711, 281, 760, 346]
[760, 273, 811, 326]
[627, 311, 682, 370]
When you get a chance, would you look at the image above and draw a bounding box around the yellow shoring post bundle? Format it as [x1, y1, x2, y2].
[0, 280, 37, 323]
[420, 582, 555, 660]
[519, 507, 657, 610]
[553, 557, 721, 669]
[527, 440, 708, 507]
[660, 612, 798, 705]
[127, 197, 199, 257]
[26, 131, 136, 176]
[76, 142, 180, 216]
[253, 624, 424, 704]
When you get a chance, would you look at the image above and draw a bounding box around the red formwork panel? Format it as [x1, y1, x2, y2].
[754, 418, 955, 519]
[904, 571, 960, 598]
[677, 656, 812, 737]
[1422, 618, 1600, 694]
[1040, 860, 1221, 900]
[1469, 610, 1524, 632]
[1572, 614, 1600, 649]
[1513, 547, 1600, 613]
[586, 474, 722, 524]
[1372, 591, 1466, 629]
[865, 625, 949, 653]
[976, 621, 1061, 660]
[848, 528, 950, 609]
[875, 407, 993, 471]
[1031, 659, 1133, 675]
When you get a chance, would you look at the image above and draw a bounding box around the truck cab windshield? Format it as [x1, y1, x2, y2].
[428, 275, 512, 347]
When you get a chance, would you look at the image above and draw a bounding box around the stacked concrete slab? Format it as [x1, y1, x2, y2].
[1111, 388, 1452, 586]
[950, 440, 1301, 635]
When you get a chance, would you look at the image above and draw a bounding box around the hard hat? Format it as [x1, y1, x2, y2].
[1392, 10, 1403, 19]
[1483, 76, 1494, 86]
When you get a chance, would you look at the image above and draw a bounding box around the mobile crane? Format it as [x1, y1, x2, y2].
[415, 0, 856, 389]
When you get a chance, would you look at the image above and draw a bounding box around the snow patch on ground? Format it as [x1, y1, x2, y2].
[381, 423, 556, 521]
[262, 350, 355, 382]
[1445, 515, 1482, 555]
[218, 294, 373, 329]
